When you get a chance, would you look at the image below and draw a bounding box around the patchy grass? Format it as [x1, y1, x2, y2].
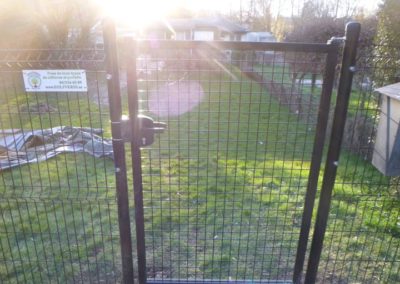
[0, 71, 120, 283]
[138, 68, 313, 280]
[0, 65, 398, 283]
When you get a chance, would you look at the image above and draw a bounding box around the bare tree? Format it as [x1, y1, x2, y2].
[0, 0, 100, 48]
[0, 0, 44, 48]
[254, 0, 273, 31]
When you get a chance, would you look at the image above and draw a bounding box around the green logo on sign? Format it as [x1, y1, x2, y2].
[27, 72, 41, 89]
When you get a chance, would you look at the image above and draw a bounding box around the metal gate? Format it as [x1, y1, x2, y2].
[103, 21, 360, 283]
[0, 22, 359, 284]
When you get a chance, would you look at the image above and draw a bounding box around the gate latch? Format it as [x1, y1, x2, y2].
[121, 115, 166, 147]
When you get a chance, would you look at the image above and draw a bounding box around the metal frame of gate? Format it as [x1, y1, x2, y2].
[103, 20, 360, 284]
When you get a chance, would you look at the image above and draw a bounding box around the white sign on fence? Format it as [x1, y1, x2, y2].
[22, 70, 88, 92]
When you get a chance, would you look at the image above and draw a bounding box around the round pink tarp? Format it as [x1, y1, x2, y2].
[148, 80, 204, 117]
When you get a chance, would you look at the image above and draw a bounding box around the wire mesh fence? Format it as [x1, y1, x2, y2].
[0, 49, 124, 283]
[0, 40, 398, 284]
[317, 44, 400, 283]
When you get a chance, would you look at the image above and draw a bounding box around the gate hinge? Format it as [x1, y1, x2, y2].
[121, 115, 167, 147]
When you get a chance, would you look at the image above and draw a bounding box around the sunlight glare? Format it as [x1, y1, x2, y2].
[95, 0, 182, 29]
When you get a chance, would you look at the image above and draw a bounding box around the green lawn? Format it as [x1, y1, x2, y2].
[137, 67, 314, 280]
[0, 65, 398, 283]
[0, 71, 121, 282]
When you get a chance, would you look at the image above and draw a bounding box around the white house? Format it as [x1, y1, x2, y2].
[143, 17, 248, 41]
[241, 32, 276, 43]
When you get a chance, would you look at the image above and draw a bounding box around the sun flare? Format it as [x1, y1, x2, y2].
[95, 0, 185, 29]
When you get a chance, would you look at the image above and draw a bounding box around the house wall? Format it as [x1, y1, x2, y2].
[220, 32, 230, 41]
[241, 32, 276, 42]
[193, 31, 214, 41]
[174, 31, 192, 40]
[175, 32, 186, 40]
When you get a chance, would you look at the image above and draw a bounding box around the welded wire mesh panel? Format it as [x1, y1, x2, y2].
[136, 42, 329, 281]
[317, 44, 400, 283]
[0, 50, 122, 282]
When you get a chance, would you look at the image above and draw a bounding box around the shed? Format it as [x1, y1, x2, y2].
[372, 82, 400, 176]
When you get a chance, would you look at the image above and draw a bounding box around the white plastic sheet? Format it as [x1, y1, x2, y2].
[0, 126, 113, 170]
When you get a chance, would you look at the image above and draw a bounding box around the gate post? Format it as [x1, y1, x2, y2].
[125, 38, 148, 284]
[304, 22, 360, 283]
[292, 38, 339, 284]
[103, 18, 135, 283]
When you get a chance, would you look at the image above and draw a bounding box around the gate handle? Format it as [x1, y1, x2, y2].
[121, 115, 167, 146]
[148, 121, 167, 134]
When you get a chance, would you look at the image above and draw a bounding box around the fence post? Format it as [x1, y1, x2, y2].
[103, 18, 135, 283]
[304, 22, 361, 283]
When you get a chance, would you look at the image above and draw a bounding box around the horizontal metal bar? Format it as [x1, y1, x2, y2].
[0, 48, 102, 52]
[134, 39, 338, 53]
[147, 280, 292, 284]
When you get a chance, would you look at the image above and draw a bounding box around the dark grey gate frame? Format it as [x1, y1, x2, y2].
[103, 18, 135, 283]
[103, 19, 360, 284]
[303, 22, 360, 284]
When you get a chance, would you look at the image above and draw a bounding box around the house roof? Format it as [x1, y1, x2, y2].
[147, 17, 248, 34]
[375, 82, 400, 101]
[197, 17, 248, 33]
